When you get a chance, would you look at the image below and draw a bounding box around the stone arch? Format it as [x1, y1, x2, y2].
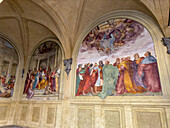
[22, 37, 65, 100]
[0, 32, 24, 100]
[71, 10, 170, 99]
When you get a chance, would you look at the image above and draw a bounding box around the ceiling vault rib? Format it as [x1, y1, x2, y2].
[6, 1, 16, 12]
[7, 0, 29, 64]
[74, 0, 87, 39]
[11, 0, 24, 13]
[30, 0, 64, 40]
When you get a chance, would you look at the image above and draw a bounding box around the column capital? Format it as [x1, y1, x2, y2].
[162, 37, 170, 54]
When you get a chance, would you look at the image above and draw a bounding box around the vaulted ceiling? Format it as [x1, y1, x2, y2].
[0, 0, 169, 62]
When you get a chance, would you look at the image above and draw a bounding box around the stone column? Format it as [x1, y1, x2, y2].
[47, 57, 50, 71]
[57, 48, 62, 66]
[37, 59, 40, 71]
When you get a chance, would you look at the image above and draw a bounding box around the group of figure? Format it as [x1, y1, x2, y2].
[76, 51, 161, 99]
[82, 19, 143, 54]
[38, 43, 55, 54]
[24, 66, 60, 99]
[0, 75, 15, 98]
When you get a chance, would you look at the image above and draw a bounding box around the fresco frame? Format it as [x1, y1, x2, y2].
[0, 33, 24, 101]
[21, 37, 65, 101]
[71, 10, 170, 101]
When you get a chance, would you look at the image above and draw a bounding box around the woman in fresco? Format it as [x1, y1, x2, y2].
[55, 65, 61, 92]
[131, 53, 146, 88]
[38, 71, 48, 89]
[51, 69, 57, 92]
[32, 69, 39, 90]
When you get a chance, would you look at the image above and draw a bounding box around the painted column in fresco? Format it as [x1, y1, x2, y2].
[31, 58, 37, 70]
[54, 48, 58, 68]
[47, 57, 50, 71]
[7, 56, 13, 77]
[36, 59, 40, 71]
[0, 56, 4, 74]
[0, 41, 5, 74]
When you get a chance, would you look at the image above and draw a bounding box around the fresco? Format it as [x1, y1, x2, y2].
[23, 41, 62, 100]
[0, 37, 18, 98]
[76, 18, 162, 99]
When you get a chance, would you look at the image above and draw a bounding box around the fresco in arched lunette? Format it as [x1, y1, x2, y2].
[76, 18, 162, 99]
[23, 41, 62, 100]
[0, 38, 18, 98]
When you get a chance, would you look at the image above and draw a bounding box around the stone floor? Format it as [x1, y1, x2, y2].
[0, 126, 28, 128]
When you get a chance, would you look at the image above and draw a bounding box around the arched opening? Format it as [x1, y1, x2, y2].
[0, 37, 19, 98]
[23, 40, 63, 100]
[75, 17, 162, 99]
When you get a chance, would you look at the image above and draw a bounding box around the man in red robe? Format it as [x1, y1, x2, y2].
[76, 63, 97, 96]
[137, 51, 161, 92]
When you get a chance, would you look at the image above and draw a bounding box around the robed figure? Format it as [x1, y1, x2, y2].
[116, 60, 147, 95]
[98, 62, 119, 99]
[76, 64, 97, 96]
[137, 52, 161, 92]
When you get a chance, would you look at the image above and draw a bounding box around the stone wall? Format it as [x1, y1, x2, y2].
[0, 99, 169, 128]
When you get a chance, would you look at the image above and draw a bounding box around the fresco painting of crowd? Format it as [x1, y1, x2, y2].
[76, 18, 162, 99]
[0, 39, 18, 98]
[23, 42, 61, 99]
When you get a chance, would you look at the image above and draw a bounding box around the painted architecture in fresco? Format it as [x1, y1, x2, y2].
[23, 41, 62, 99]
[0, 37, 18, 98]
[76, 18, 162, 99]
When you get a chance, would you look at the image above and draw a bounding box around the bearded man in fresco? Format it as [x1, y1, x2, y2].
[137, 51, 162, 92]
[113, 58, 120, 68]
[76, 63, 95, 96]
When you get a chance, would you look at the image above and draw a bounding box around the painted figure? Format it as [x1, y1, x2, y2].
[76, 63, 96, 96]
[94, 63, 101, 94]
[98, 61, 119, 99]
[138, 51, 161, 92]
[55, 65, 61, 92]
[116, 59, 147, 94]
[38, 71, 48, 89]
[131, 53, 146, 88]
